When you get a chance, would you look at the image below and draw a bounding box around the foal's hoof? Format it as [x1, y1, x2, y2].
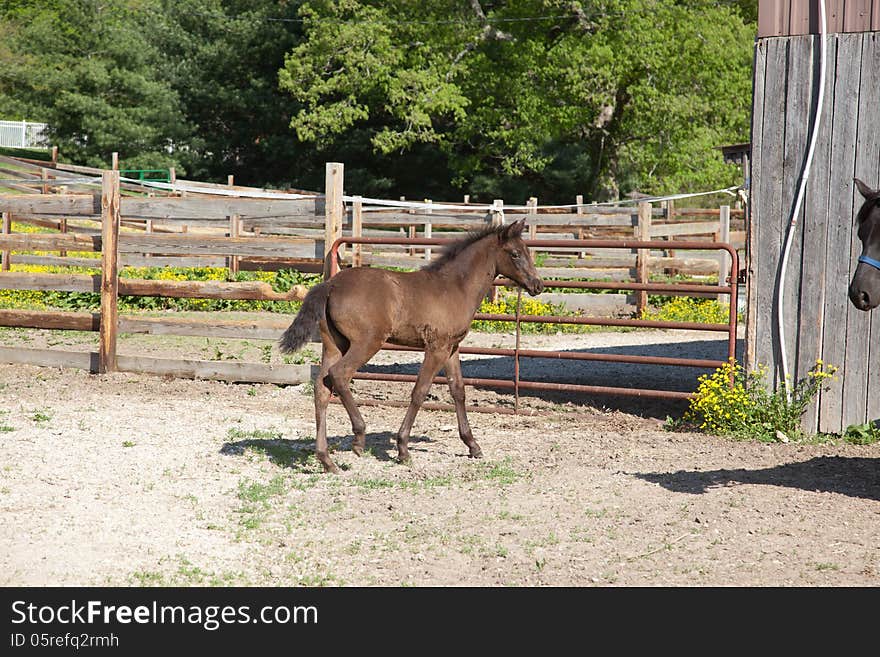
[396, 453, 412, 466]
[469, 447, 484, 459]
[319, 459, 340, 474]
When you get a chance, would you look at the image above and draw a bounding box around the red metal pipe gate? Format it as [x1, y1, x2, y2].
[328, 236, 739, 411]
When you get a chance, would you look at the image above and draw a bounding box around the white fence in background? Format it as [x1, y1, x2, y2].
[0, 120, 49, 148]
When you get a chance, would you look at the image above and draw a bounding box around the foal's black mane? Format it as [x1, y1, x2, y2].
[422, 224, 506, 271]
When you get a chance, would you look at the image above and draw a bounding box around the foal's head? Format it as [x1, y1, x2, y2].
[494, 218, 545, 296]
[849, 178, 880, 311]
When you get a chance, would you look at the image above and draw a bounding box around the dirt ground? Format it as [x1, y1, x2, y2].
[0, 324, 878, 587]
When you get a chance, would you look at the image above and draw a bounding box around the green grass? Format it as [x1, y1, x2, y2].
[227, 427, 284, 441]
[0, 411, 14, 433]
[469, 457, 521, 485]
[30, 409, 52, 424]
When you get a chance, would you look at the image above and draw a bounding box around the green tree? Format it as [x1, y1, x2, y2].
[280, 0, 755, 202]
[149, 0, 313, 186]
[0, 0, 191, 170]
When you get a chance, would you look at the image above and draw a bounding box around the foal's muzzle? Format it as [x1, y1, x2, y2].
[527, 278, 545, 296]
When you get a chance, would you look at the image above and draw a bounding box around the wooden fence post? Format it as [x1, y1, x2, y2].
[575, 194, 585, 258]
[424, 199, 432, 261]
[718, 204, 731, 305]
[228, 213, 240, 276]
[667, 199, 676, 266]
[351, 196, 363, 268]
[51, 145, 58, 166]
[40, 167, 49, 195]
[111, 152, 118, 171]
[490, 199, 504, 301]
[636, 201, 652, 316]
[491, 199, 504, 226]
[324, 162, 344, 279]
[1, 212, 10, 271]
[99, 171, 121, 374]
[527, 197, 538, 240]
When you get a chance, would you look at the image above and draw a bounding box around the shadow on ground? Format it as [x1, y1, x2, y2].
[220, 433, 436, 468]
[360, 337, 743, 419]
[633, 456, 880, 501]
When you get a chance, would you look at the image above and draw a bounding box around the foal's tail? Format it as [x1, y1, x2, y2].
[279, 282, 332, 354]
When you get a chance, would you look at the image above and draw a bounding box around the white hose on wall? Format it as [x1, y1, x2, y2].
[775, 0, 827, 401]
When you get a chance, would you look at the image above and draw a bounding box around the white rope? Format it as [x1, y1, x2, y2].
[118, 177, 319, 199]
[63, 174, 741, 212]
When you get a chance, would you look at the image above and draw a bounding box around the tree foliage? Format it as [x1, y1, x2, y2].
[281, 0, 756, 202]
[0, 0, 757, 201]
[0, 0, 190, 170]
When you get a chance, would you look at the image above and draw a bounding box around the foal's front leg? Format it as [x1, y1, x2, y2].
[396, 347, 450, 464]
[444, 349, 482, 458]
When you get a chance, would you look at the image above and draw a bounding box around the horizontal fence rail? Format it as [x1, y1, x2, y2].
[329, 236, 739, 409]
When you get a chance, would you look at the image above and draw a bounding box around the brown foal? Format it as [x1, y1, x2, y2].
[279, 218, 544, 473]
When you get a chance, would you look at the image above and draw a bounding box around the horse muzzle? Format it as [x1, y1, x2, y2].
[527, 278, 545, 296]
[849, 283, 877, 311]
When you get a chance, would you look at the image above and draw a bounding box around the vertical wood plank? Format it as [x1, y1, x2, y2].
[745, 39, 767, 372]
[1, 212, 10, 271]
[796, 33, 837, 434]
[819, 34, 862, 433]
[351, 196, 363, 268]
[844, 0, 872, 32]
[99, 171, 121, 374]
[228, 213, 240, 276]
[490, 199, 504, 301]
[778, 35, 813, 393]
[424, 199, 432, 261]
[40, 167, 48, 195]
[636, 202, 651, 315]
[753, 38, 788, 380]
[323, 162, 344, 276]
[111, 152, 118, 171]
[575, 194, 585, 258]
[527, 197, 538, 240]
[827, 0, 844, 33]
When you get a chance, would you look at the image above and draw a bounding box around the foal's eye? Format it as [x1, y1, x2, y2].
[511, 252, 521, 260]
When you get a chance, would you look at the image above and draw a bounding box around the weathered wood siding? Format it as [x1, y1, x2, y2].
[749, 31, 880, 433]
[759, 1, 880, 37]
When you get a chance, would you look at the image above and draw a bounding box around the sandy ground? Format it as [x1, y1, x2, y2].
[0, 324, 878, 586]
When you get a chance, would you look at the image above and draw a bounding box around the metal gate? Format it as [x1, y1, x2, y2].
[329, 236, 739, 413]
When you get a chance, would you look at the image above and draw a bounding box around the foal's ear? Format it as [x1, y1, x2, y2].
[855, 178, 878, 200]
[500, 218, 526, 239]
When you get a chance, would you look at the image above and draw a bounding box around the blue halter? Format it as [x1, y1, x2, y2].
[858, 255, 880, 271]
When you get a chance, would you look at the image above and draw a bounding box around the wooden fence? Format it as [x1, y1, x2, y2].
[0, 158, 745, 384]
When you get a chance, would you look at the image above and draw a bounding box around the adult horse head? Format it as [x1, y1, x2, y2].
[849, 178, 880, 311]
[279, 218, 543, 473]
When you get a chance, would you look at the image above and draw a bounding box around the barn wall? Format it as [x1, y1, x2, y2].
[748, 31, 880, 434]
[759, 1, 880, 37]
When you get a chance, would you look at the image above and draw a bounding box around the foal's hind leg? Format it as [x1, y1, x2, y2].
[444, 349, 482, 459]
[326, 334, 386, 459]
[396, 347, 450, 465]
[314, 329, 343, 474]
